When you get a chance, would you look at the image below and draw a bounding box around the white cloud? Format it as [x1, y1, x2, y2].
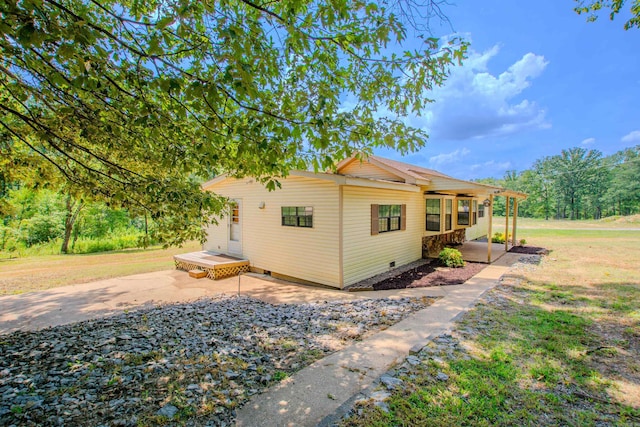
[411, 46, 550, 141]
[429, 148, 470, 166]
[581, 137, 596, 145]
[621, 130, 640, 143]
[470, 160, 512, 172]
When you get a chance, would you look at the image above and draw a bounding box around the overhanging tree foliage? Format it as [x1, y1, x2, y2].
[0, 0, 465, 245]
[574, 0, 640, 30]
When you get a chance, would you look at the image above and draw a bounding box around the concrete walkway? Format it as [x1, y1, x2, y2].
[236, 253, 521, 427]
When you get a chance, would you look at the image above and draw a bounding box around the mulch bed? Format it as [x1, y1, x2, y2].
[373, 259, 487, 291]
[508, 245, 549, 255]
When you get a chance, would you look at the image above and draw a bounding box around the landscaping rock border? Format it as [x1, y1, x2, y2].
[0, 295, 435, 426]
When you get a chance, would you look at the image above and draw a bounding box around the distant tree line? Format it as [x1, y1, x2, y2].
[478, 146, 640, 220]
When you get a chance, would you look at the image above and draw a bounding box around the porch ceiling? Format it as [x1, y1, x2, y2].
[422, 188, 527, 199]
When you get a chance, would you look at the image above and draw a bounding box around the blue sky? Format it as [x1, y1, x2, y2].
[375, 0, 640, 180]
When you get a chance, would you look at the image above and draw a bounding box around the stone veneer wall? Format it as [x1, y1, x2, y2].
[422, 229, 466, 258]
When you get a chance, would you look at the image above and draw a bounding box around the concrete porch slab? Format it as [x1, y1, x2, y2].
[457, 241, 508, 263]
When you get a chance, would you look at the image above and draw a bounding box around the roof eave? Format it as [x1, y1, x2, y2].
[201, 174, 229, 190]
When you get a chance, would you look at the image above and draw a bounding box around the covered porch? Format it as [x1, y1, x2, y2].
[484, 190, 528, 263]
[422, 186, 527, 264]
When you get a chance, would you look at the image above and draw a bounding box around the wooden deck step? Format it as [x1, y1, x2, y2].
[188, 270, 207, 279]
[174, 251, 250, 280]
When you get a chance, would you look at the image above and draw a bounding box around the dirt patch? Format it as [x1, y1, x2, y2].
[509, 245, 549, 255]
[373, 260, 487, 291]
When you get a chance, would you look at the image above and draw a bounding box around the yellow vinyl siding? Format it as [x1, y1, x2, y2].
[339, 160, 403, 182]
[342, 186, 423, 286]
[466, 211, 489, 240]
[203, 176, 341, 287]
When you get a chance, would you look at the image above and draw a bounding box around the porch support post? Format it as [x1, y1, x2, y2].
[505, 196, 510, 252]
[512, 199, 519, 246]
[487, 194, 494, 263]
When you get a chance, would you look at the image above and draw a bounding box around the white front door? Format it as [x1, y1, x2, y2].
[228, 199, 242, 255]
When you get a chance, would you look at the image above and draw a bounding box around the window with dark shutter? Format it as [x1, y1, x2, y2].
[371, 204, 379, 235]
[376, 204, 403, 233]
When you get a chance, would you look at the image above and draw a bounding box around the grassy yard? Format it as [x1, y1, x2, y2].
[495, 214, 640, 230]
[0, 241, 201, 295]
[344, 227, 640, 426]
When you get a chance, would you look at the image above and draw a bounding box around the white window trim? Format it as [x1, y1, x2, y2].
[424, 195, 456, 236]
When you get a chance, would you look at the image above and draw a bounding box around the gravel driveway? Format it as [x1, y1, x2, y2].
[0, 294, 436, 426]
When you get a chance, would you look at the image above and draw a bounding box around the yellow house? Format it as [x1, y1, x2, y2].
[201, 155, 525, 289]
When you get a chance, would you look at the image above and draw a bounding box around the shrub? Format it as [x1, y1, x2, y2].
[71, 234, 143, 254]
[519, 238, 527, 246]
[23, 214, 64, 246]
[0, 226, 20, 253]
[439, 247, 465, 268]
[491, 232, 511, 244]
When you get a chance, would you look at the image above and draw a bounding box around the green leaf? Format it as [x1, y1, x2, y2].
[156, 16, 175, 30]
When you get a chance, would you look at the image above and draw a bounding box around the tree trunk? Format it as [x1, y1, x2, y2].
[570, 195, 575, 220]
[61, 195, 84, 254]
[544, 188, 550, 220]
[71, 220, 81, 251]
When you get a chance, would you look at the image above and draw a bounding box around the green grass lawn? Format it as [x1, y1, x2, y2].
[343, 227, 640, 426]
[497, 214, 640, 230]
[0, 241, 201, 295]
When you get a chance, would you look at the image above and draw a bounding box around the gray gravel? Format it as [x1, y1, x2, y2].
[346, 333, 464, 418]
[0, 295, 434, 426]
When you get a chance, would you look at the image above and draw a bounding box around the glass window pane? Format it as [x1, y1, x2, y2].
[379, 205, 390, 217]
[390, 217, 400, 230]
[426, 199, 440, 215]
[282, 206, 312, 227]
[379, 218, 388, 232]
[458, 199, 470, 225]
[390, 205, 401, 216]
[458, 213, 469, 225]
[446, 199, 452, 214]
[426, 214, 440, 231]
